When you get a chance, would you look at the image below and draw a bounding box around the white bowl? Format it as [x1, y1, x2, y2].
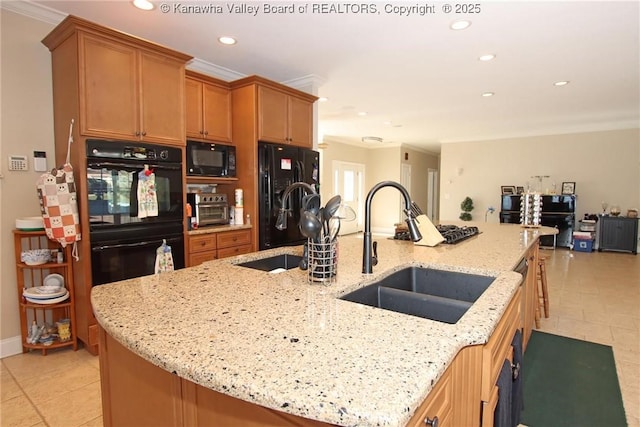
[21, 249, 51, 265]
[15, 216, 44, 231]
[43, 274, 65, 288]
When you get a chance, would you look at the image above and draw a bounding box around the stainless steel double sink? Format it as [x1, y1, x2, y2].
[340, 267, 495, 324]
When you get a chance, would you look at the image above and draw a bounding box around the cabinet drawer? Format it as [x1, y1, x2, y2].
[190, 235, 217, 253]
[217, 230, 251, 249]
[189, 251, 217, 267]
[408, 367, 452, 427]
[482, 287, 521, 401]
[217, 244, 252, 259]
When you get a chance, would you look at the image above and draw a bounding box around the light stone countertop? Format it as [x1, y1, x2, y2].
[187, 223, 252, 235]
[91, 222, 556, 427]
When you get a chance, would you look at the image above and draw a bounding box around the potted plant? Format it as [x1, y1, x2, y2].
[460, 197, 474, 221]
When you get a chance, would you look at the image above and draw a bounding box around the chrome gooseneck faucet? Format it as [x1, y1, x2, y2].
[275, 182, 317, 230]
[362, 181, 422, 274]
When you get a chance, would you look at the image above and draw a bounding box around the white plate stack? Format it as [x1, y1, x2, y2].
[23, 274, 69, 304]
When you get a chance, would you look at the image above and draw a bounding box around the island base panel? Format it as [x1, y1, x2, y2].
[99, 329, 183, 427]
[99, 327, 334, 427]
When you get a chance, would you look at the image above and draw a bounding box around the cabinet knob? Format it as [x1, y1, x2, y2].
[199, 130, 204, 135]
[204, 130, 208, 136]
[141, 131, 147, 136]
[424, 416, 439, 427]
[135, 131, 141, 136]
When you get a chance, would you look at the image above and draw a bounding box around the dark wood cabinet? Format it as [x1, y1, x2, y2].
[599, 216, 639, 254]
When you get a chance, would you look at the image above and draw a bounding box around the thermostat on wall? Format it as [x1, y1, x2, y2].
[8, 155, 28, 171]
[33, 151, 47, 172]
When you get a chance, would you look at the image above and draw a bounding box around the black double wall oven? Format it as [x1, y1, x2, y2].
[86, 139, 185, 285]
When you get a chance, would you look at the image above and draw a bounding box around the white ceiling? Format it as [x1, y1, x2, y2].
[10, 0, 640, 153]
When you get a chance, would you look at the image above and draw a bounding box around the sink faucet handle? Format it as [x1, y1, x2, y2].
[372, 241, 378, 266]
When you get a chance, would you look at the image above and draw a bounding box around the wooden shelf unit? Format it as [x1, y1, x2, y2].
[13, 230, 78, 355]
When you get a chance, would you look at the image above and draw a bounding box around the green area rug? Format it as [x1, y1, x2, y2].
[521, 331, 627, 427]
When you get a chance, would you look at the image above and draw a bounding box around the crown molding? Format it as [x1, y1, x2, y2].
[186, 58, 246, 82]
[1, 0, 66, 25]
[282, 74, 326, 94]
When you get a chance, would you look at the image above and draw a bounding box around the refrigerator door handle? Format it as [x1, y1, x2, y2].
[294, 160, 305, 210]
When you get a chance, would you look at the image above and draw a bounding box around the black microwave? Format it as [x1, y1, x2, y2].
[186, 141, 236, 177]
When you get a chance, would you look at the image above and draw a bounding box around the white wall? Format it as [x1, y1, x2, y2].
[320, 139, 441, 234]
[1, 10, 56, 351]
[439, 129, 640, 226]
[400, 145, 440, 218]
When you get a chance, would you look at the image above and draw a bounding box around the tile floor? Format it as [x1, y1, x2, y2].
[1, 249, 638, 427]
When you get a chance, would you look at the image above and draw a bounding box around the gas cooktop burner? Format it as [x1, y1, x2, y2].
[394, 225, 481, 244]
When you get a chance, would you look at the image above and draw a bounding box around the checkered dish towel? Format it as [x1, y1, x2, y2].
[36, 120, 81, 260]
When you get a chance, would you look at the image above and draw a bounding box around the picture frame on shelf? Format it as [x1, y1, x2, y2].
[516, 186, 525, 195]
[501, 186, 516, 195]
[562, 182, 576, 195]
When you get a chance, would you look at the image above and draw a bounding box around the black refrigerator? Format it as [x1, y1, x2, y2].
[258, 142, 320, 250]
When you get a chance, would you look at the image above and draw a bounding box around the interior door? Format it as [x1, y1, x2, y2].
[332, 160, 364, 235]
[428, 169, 439, 220]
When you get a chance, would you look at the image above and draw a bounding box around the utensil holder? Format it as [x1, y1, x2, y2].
[307, 238, 338, 284]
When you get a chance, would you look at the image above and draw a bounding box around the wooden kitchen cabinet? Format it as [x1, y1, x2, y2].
[42, 15, 192, 354]
[258, 85, 314, 148]
[231, 76, 317, 249]
[187, 228, 252, 267]
[185, 71, 232, 143]
[407, 366, 453, 426]
[481, 287, 521, 427]
[43, 16, 191, 147]
[77, 32, 186, 145]
[521, 245, 539, 349]
[188, 234, 218, 266]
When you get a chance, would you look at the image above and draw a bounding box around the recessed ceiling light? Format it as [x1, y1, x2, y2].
[479, 54, 496, 62]
[554, 81, 570, 86]
[450, 20, 471, 30]
[482, 92, 495, 97]
[318, 97, 329, 102]
[132, 0, 154, 10]
[357, 111, 368, 116]
[218, 36, 237, 45]
[383, 121, 392, 125]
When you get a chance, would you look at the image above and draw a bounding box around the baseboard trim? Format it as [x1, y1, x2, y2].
[0, 336, 23, 359]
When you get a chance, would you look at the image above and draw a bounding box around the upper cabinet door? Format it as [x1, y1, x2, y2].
[139, 51, 185, 145]
[79, 33, 139, 139]
[185, 77, 204, 139]
[186, 76, 232, 143]
[288, 96, 313, 148]
[257, 84, 314, 147]
[78, 32, 185, 145]
[202, 83, 232, 143]
[257, 85, 288, 144]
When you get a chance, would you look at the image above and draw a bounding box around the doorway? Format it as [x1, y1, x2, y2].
[427, 169, 439, 220]
[401, 163, 412, 221]
[332, 160, 364, 235]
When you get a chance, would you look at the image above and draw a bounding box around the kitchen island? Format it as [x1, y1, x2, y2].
[91, 223, 555, 427]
